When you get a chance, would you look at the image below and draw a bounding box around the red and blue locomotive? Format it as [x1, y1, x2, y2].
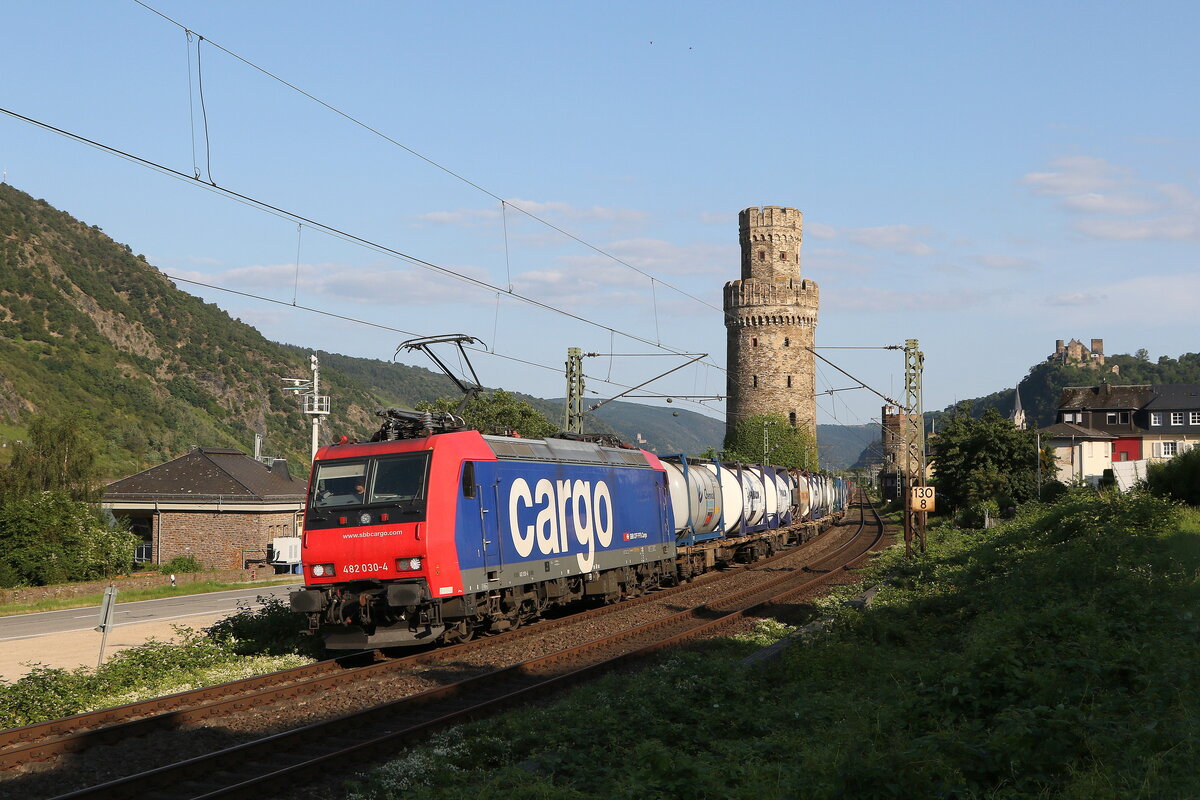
[290, 408, 847, 649]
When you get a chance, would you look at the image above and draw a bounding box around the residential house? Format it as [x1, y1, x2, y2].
[1141, 384, 1200, 461]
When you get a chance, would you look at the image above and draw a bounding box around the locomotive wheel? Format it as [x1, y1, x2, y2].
[443, 619, 475, 644]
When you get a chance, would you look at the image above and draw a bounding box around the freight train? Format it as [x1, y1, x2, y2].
[289, 408, 849, 650]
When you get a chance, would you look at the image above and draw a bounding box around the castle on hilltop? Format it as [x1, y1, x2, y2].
[1049, 338, 1119, 374]
[723, 206, 818, 444]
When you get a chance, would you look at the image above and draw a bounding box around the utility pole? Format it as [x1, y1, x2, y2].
[903, 338, 926, 555]
[282, 354, 331, 462]
[564, 347, 584, 434]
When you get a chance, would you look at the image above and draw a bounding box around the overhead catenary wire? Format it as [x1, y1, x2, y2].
[0, 105, 716, 374]
[168, 273, 721, 418]
[39, 3, 907, 424]
[67, 3, 904, 415]
[129, 0, 727, 321]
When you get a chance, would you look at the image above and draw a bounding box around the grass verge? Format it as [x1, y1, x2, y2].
[0, 598, 319, 730]
[340, 491, 1200, 800]
[0, 577, 299, 617]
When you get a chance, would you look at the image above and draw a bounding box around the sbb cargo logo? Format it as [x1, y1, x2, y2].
[508, 478, 613, 573]
[623, 531, 648, 541]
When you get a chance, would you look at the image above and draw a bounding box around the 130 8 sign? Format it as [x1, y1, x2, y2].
[910, 486, 936, 512]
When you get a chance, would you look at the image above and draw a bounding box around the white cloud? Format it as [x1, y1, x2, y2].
[1021, 155, 1125, 196]
[804, 221, 838, 240]
[1060, 192, 1156, 216]
[1073, 217, 1199, 241]
[845, 225, 935, 256]
[975, 254, 1037, 271]
[823, 286, 985, 312]
[1023, 156, 1200, 242]
[1046, 291, 1107, 307]
[504, 198, 650, 225]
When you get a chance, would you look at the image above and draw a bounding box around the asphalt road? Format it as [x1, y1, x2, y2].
[0, 583, 301, 643]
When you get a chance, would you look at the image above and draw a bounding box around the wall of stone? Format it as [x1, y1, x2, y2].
[155, 510, 299, 570]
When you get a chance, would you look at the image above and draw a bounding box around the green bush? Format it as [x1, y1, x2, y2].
[158, 555, 205, 574]
[1145, 446, 1200, 505]
[205, 596, 323, 658]
[0, 492, 136, 585]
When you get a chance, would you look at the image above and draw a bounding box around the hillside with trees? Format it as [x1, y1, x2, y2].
[0, 184, 769, 475]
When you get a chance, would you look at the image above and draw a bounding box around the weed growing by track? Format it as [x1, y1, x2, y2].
[342, 491, 1200, 800]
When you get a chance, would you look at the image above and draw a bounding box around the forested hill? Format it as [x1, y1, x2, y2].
[928, 353, 1200, 431]
[0, 184, 745, 475]
[0, 183, 401, 475]
[846, 354, 1200, 470]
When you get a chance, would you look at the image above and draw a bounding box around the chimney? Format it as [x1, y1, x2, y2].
[270, 459, 291, 481]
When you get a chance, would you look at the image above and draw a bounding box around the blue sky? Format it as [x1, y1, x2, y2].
[2, 1, 1197, 433]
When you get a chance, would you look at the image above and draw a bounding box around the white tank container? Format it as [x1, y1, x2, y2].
[773, 471, 791, 520]
[702, 462, 744, 533]
[740, 468, 765, 528]
[662, 459, 720, 535]
[760, 467, 778, 522]
[794, 473, 811, 520]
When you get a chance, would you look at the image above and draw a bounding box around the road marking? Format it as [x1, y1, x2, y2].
[0, 607, 246, 642]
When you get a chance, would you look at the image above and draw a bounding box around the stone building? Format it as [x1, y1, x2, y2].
[723, 206, 819, 444]
[103, 447, 306, 570]
[1049, 338, 1107, 368]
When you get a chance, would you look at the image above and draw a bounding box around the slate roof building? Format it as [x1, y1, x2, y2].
[103, 448, 306, 570]
[1142, 383, 1200, 460]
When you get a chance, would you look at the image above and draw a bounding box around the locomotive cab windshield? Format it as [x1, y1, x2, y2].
[306, 452, 431, 528]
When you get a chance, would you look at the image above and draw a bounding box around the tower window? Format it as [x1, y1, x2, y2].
[752, 337, 757, 347]
[753, 375, 758, 388]
[758, 250, 765, 262]
[780, 251, 787, 261]
[784, 337, 789, 347]
[789, 412, 797, 426]
[787, 376, 792, 388]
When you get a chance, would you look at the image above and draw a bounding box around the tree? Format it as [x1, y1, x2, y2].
[723, 413, 818, 469]
[1, 412, 103, 502]
[931, 408, 1043, 516]
[0, 493, 136, 586]
[417, 389, 559, 439]
[1144, 446, 1200, 506]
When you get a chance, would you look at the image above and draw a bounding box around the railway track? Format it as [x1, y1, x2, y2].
[2, 497, 886, 800]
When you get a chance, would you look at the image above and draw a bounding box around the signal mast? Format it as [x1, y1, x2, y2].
[282, 354, 331, 461]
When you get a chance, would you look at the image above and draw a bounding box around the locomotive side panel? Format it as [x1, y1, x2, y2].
[454, 459, 676, 594]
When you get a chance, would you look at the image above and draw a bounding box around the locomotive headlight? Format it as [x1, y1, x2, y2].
[359, 512, 372, 525]
[311, 563, 336, 577]
[396, 557, 422, 571]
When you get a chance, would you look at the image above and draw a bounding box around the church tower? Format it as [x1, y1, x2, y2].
[723, 206, 819, 445]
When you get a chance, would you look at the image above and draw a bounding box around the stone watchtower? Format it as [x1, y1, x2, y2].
[723, 206, 819, 444]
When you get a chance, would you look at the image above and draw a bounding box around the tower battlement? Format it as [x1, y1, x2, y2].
[738, 206, 804, 282]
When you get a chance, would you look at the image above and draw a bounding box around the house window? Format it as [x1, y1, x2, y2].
[1150, 412, 1163, 426]
[1171, 412, 1185, 426]
[1162, 441, 1178, 457]
[1106, 411, 1130, 424]
[1062, 411, 1081, 424]
[1191, 412, 1200, 425]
